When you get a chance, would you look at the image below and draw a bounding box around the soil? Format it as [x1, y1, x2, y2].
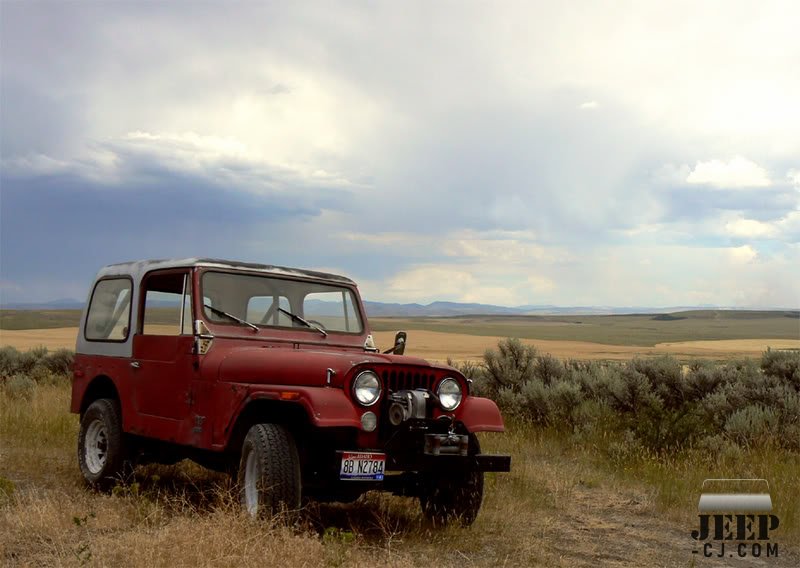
[537, 481, 794, 567]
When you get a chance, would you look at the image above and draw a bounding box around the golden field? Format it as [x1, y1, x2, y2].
[2, 326, 798, 362]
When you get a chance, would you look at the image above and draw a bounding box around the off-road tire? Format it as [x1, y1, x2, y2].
[420, 434, 484, 526]
[77, 398, 129, 489]
[238, 423, 301, 519]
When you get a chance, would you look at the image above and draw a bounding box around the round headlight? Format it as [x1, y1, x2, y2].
[353, 370, 381, 406]
[437, 377, 463, 411]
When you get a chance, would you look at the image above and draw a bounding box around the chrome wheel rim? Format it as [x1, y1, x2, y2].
[84, 419, 108, 474]
[244, 451, 259, 517]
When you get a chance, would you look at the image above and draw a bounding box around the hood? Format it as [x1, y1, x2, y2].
[217, 346, 454, 387]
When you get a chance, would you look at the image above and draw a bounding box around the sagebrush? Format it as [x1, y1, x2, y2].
[453, 339, 800, 451]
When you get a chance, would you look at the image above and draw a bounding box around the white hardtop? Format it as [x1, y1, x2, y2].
[96, 258, 356, 286]
[77, 258, 356, 357]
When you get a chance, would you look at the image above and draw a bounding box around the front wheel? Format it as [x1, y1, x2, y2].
[238, 423, 301, 519]
[420, 469, 484, 526]
[419, 434, 484, 526]
[77, 398, 129, 488]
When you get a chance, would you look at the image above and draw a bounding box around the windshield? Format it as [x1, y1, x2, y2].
[200, 271, 364, 334]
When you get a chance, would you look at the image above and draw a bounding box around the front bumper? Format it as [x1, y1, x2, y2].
[335, 449, 511, 473]
[388, 452, 511, 473]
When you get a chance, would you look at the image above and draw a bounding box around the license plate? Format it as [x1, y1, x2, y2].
[339, 452, 386, 481]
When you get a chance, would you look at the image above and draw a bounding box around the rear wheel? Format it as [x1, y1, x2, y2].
[78, 398, 129, 488]
[238, 423, 301, 519]
[419, 434, 484, 526]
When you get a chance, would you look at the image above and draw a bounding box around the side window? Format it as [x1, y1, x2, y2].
[85, 278, 132, 341]
[303, 290, 362, 333]
[142, 272, 191, 335]
[247, 295, 291, 326]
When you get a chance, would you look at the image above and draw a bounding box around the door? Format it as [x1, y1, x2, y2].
[130, 270, 196, 441]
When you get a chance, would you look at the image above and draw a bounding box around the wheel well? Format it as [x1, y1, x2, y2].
[80, 375, 120, 417]
[226, 400, 311, 457]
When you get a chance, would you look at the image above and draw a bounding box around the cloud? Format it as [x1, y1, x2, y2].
[724, 218, 779, 239]
[727, 244, 758, 264]
[686, 156, 771, 188]
[2, 2, 800, 308]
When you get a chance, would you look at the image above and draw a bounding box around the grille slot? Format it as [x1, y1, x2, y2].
[381, 369, 436, 393]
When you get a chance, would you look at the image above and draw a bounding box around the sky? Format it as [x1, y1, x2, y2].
[1, 1, 798, 308]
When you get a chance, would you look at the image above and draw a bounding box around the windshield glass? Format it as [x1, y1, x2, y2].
[201, 271, 363, 334]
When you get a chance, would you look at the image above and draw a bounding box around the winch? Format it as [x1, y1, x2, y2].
[387, 389, 431, 425]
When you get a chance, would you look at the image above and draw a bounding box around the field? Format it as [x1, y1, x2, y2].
[1, 310, 798, 566]
[3, 309, 798, 361]
[3, 380, 796, 567]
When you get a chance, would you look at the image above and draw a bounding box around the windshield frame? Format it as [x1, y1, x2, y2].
[198, 268, 366, 336]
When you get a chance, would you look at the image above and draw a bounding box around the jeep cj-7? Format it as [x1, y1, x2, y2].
[71, 259, 510, 525]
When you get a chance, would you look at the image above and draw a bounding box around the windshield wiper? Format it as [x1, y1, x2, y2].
[204, 304, 259, 332]
[278, 307, 327, 337]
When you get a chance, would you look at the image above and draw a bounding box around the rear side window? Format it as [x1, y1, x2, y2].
[85, 278, 132, 341]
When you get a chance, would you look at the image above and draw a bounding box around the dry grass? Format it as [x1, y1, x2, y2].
[2, 327, 798, 362]
[0, 328, 80, 351]
[2, 382, 798, 567]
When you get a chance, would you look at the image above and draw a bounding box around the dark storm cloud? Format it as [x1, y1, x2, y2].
[2, 2, 798, 306]
[0, 158, 351, 301]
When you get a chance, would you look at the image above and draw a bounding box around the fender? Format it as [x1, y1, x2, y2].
[277, 386, 362, 428]
[218, 385, 362, 447]
[456, 396, 505, 432]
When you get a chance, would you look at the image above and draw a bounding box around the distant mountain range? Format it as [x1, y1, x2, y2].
[3, 298, 793, 317]
[362, 300, 727, 317]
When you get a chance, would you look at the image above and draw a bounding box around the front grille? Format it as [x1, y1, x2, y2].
[380, 369, 437, 393]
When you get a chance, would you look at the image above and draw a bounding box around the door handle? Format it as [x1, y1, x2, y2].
[130, 361, 141, 369]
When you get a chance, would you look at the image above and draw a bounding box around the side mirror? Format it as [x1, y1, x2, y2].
[383, 331, 407, 355]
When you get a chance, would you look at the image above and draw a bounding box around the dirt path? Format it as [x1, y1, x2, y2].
[534, 475, 795, 567]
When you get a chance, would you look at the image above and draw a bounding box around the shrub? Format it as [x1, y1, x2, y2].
[4, 374, 36, 401]
[461, 339, 800, 452]
[482, 338, 536, 396]
[518, 380, 552, 424]
[724, 405, 780, 447]
[631, 356, 685, 410]
[548, 380, 583, 424]
[16, 345, 49, 374]
[605, 367, 660, 417]
[533, 354, 565, 385]
[761, 348, 800, 388]
[684, 361, 726, 400]
[41, 348, 74, 376]
[0, 345, 23, 378]
[0, 346, 73, 382]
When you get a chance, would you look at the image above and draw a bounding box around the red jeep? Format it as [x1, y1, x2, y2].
[71, 258, 510, 524]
